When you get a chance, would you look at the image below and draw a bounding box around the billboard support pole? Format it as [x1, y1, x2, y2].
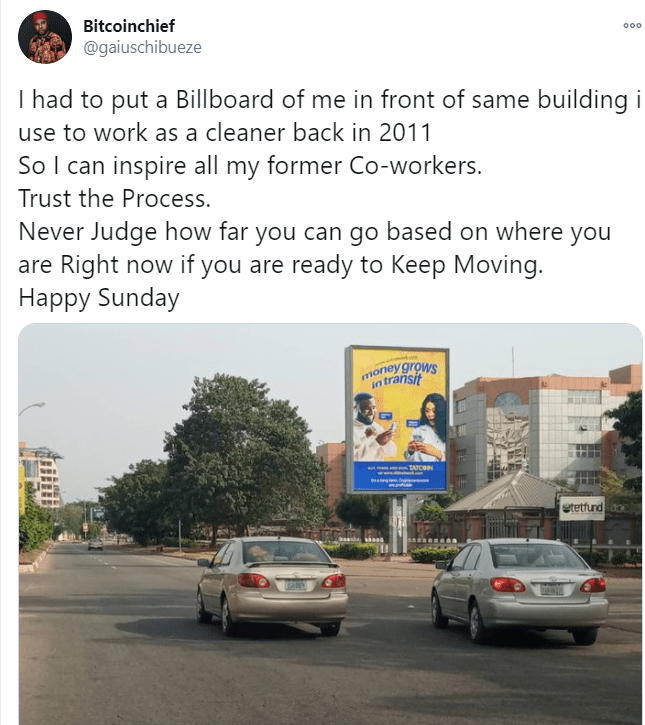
[390, 495, 408, 555]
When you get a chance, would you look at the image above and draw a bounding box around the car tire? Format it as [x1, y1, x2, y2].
[196, 589, 212, 624]
[572, 627, 598, 646]
[468, 601, 488, 644]
[220, 596, 237, 637]
[431, 591, 449, 629]
[319, 622, 341, 637]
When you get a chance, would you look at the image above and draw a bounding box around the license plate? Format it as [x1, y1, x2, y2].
[285, 580, 307, 591]
[540, 583, 564, 596]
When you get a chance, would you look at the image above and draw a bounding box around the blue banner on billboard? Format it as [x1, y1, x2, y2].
[353, 461, 447, 492]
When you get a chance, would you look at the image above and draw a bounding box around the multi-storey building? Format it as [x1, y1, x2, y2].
[316, 442, 346, 518]
[19, 441, 63, 509]
[452, 363, 641, 496]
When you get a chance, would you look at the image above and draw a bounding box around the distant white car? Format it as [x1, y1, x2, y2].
[88, 539, 103, 551]
[431, 538, 608, 645]
[196, 537, 348, 637]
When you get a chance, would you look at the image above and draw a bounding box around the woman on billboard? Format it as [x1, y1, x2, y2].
[404, 393, 446, 462]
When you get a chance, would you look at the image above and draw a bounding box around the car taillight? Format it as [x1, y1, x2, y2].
[490, 577, 526, 593]
[238, 573, 270, 588]
[580, 578, 606, 593]
[322, 573, 346, 589]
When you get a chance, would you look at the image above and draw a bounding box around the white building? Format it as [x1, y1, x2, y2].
[452, 364, 641, 496]
[19, 442, 63, 509]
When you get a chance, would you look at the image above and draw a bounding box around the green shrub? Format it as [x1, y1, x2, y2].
[336, 543, 378, 559]
[611, 550, 628, 566]
[575, 549, 608, 566]
[409, 546, 459, 564]
[161, 537, 200, 548]
[321, 542, 340, 556]
[627, 553, 642, 565]
[19, 483, 53, 552]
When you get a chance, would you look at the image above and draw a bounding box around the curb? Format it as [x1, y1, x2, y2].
[19, 543, 54, 573]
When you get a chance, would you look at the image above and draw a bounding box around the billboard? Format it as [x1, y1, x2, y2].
[346, 346, 449, 493]
[19, 464, 25, 515]
[559, 496, 606, 521]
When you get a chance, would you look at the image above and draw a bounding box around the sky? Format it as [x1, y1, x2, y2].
[18, 323, 642, 503]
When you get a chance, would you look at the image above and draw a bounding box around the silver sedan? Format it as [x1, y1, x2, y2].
[196, 537, 348, 637]
[431, 538, 609, 645]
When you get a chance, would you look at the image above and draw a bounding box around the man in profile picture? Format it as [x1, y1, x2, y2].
[29, 11, 66, 63]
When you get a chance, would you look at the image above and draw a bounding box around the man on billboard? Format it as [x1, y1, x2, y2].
[404, 393, 447, 462]
[352, 392, 397, 461]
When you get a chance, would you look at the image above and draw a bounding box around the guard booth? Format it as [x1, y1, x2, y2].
[444, 471, 566, 541]
[501, 507, 546, 538]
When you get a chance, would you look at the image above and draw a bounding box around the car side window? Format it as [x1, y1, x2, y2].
[450, 546, 472, 572]
[463, 545, 481, 570]
[220, 543, 235, 566]
[212, 542, 232, 567]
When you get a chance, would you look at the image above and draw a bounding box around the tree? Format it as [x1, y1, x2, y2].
[163, 375, 328, 540]
[600, 467, 642, 514]
[415, 502, 447, 522]
[57, 500, 100, 539]
[335, 495, 390, 542]
[57, 502, 85, 538]
[605, 390, 642, 492]
[102, 460, 170, 545]
[19, 482, 53, 551]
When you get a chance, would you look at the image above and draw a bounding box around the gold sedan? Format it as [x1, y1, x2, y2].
[196, 537, 348, 637]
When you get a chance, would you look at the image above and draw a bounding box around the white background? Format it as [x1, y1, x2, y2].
[2, 2, 643, 720]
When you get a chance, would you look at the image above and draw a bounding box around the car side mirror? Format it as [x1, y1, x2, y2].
[197, 558, 210, 567]
[435, 560, 448, 570]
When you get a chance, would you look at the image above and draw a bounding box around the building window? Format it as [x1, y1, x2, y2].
[455, 398, 467, 413]
[569, 416, 601, 432]
[23, 460, 38, 477]
[486, 407, 529, 482]
[456, 449, 467, 463]
[494, 392, 522, 408]
[574, 471, 601, 487]
[568, 444, 601, 458]
[567, 390, 601, 405]
[456, 475, 467, 490]
[456, 424, 467, 437]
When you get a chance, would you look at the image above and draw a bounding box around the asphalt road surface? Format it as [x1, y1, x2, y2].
[19, 543, 641, 725]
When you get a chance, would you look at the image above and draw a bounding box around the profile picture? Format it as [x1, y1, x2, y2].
[18, 10, 72, 64]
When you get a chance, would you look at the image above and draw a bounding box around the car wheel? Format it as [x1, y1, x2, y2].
[319, 622, 341, 637]
[572, 627, 598, 646]
[220, 596, 237, 637]
[196, 589, 212, 624]
[431, 591, 449, 629]
[468, 601, 488, 644]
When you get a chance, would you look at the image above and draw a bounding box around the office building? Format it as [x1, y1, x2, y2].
[452, 363, 641, 495]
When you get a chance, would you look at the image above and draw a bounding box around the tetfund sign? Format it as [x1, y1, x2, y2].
[559, 496, 606, 521]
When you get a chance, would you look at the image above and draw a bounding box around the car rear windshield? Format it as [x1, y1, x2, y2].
[491, 544, 587, 569]
[243, 541, 331, 564]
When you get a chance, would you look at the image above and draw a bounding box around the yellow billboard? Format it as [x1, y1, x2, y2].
[346, 346, 449, 493]
[19, 464, 26, 515]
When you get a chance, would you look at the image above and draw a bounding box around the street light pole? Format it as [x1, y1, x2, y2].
[19, 402, 46, 417]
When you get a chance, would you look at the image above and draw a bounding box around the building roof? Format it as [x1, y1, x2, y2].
[445, 471, 568, 513]
[19, 447, 64, 459]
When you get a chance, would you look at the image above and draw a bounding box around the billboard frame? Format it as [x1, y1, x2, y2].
[345, 345, 450, 495]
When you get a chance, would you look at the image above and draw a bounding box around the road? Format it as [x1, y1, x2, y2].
[19, 543, 641, 725]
